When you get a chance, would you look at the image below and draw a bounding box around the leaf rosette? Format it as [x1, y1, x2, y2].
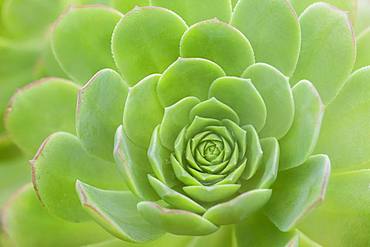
[6, 0, 370, 246]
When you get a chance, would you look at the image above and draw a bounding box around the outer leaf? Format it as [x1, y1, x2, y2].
[203, 189, 272, 225]
[76, 181, 164, 243]
[2, 0, 66, 37]
[5, 78, 79, 155]
[242, 125, 263, 179]
[298, 169, 370, 247]
[77, 69, 128, 162]
[209, 77, 266, 131]
[2, 184, 111, 246]
[123, 74, 163, 149]
[151, 0, 232, 25]
[114, 126, 158, 200]
[231, 0, 300, 76]
[265, 155, 331, 232]
[354, 29, 370, 70]
[355, 0, 370, 34]
[157, 58, 225, 107]
[52, 6, 122, 83]
[235, 213, 299, 247]
[188, 226, 236, 247]
[137, 201, 218, 236]
[315, 67, 370, 171]
[291, 2, 356, 104]
[279, 80, 323, 170]
[242, 63, 294, 138]
[112, 6, 187, 85]
[180, 19, 254, 76]
[31, 132, 125, 222]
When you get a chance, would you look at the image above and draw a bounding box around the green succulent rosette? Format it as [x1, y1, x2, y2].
[2, 0, 370, 246]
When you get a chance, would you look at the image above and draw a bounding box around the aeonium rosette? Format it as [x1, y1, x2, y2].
[9, 0, 366, 245]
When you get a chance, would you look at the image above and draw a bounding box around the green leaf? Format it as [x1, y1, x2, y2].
[298, 231, 321, 247]
[5, 78, 79, 155]
[114, 126, 158, 200]
[137, 201, 218, 236]
[291, 2, 356, 104]
[290, 0, 357, 22]
[231, 0, 300, 76]
[170, 154, 202, 186]
[189, 98, 240, 124]
[159, 96, 200, 150]
[315, 67, 370, 171]
[150, 0, 232, 25]
[265, 154, 330, 232]
[185, 116, 221, 140]
[76, 181, 164, 243]
[242, 125, 263, 179]
[52, 6, 121, 84]
[188, 226, 236, 247]
[2, 0, 66, 38]
[111, 0, 149, 13]
[180, 19, 254, 76]
[147, 175, 206, 214]
[157, 58, 225, 107]
[183, 184, 241, 203]
[2, 184, 111, 246]
[77, 69, 128, 162]
[112, 6, 187, 85]
[242, 63, 294, 138]
[241, 137, 279, 190]
[123, 74, 163, 149]
[209, 77, 266, 130]
[298, 169, 370, 247]
[354, 29, 370, 70]
[235, 213, 299, 247]
[148, 126, 178, 187]
[204, 189, 272, 225]
[31, 132, 125, 222]
[355, 0, 370, 34]
[279, 80, 324, 170]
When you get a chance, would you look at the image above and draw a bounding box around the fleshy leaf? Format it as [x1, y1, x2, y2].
[77, 69, 128, 162]
[112, 6, 187, 85]
[242, 125, 263, 179]
[151, 0, 232, 24]
[52, 6, 122, 84]
[290, 0, 357, 22]
[242, 63, 294, 138]
[241, 137, 279, 190]
[204, 189, 272, 225]
[188, 226, 236, 247]
[159, 97, 200, 150]
[157, 58, 225, 107]
[5, 78, 78, 155]
[291, 2, 356, 104]
[123, 74, 163, 149]
[209, 77, 266, 130]
[147, 175, 206, 214]
[231, 0, 300, 76]
[298, 169, 370, 247]
[2, 0, 65, 38]
[170, 154, 202, 186]
[235, 213, 299, 247]
[2, 184, 111, 247]
[180, 19, 254, 76]
[265, 154, 331, 232]
[114, 126, 158, 200]
[315, 67, 370, 171]
[183, 184, 241, 203]
[189, 98, 240, 124]
[32, 132, 125, 222]
[279, 80, 324, 170]
[76, 181, 164, 243]
[148, 126, 178, 187]
[354, 29, 370, 70]
[137, 201, 218, 236]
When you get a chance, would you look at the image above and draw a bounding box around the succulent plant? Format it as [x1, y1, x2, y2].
[2, 0, 370, 246]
